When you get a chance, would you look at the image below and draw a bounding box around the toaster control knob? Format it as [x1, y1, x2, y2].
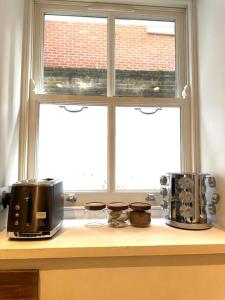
[211, 193, 220, 204]
[208, 177, 216, 188]
[15, 205, 20, 211]
[160, 175, 168, 186]
[14, 220, 19, 226]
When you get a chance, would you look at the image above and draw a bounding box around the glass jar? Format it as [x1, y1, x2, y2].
[84, 202, 107, 228]
[107, 202, 129, 228]
[129, 202, 151, 227]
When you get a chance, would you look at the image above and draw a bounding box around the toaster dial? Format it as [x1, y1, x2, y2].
[15, 204, 20, 210]
[14, 220, 19, 226]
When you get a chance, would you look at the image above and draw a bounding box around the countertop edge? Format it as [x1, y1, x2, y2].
[2, 244, 225, 260]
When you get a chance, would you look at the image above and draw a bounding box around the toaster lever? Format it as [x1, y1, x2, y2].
[25, 193, 32, 225]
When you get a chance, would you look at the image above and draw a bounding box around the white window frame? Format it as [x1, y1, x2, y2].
[19, 0, 199, 206]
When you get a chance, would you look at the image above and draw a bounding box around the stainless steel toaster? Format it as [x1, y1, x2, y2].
[7, 178, 64, 239]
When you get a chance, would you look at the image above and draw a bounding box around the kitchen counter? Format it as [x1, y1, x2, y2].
[1, 219, 225, 260]
[2, 219, 225, 300]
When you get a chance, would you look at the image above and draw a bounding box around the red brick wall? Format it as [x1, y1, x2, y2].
[44, 20, 175, 72]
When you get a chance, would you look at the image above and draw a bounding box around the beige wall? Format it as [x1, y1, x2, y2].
[41, 266, 225, 300]
[197, 0, 225, 228]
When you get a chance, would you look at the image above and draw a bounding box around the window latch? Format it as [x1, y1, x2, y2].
[182, 84, 190, 99]
[135, 107, 162, 115]
[64, 193, 77, 203]
[145, 194, 156, 201]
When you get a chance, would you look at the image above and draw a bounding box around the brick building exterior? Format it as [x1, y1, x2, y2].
[43, 18, 176, 97]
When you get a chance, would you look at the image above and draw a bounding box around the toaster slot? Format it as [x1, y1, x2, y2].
[25, 193, 32, 226]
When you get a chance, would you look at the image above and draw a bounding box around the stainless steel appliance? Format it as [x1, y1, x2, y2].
[7, 178, 64, 239]
[160, 173, 220, 230]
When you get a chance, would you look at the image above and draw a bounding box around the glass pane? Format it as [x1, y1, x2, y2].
[43, 15, 107, 95]
[116, 107, 180, 190]
[115, 19, 176, 97]
[38, 104, 107, 191]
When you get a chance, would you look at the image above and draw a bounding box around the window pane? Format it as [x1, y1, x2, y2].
[116, 107, 180, 190]
[38, 104, 107, 191]
[43, 15, 107, 95]
[115, 19, 176, 97]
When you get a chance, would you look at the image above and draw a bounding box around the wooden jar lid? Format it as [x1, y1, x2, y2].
[129, 202, 151, 211]
[85, 202, 106, 210]
[107, 202, 129, 211]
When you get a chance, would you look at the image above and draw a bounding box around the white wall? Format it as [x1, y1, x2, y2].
[197, 0, 225, 228]
[0, 0, 24, 186]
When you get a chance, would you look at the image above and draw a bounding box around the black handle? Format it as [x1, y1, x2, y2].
[2, 192, 11, 209]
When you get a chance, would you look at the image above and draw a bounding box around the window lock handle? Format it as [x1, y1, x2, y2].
[145, 193, 156, 201]
[64, 193, 77, 203]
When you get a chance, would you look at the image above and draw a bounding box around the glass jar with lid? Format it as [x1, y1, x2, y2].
[84, 202, 107, 227]
[107, 202, 129, 228]
[129, 202, 151, 227]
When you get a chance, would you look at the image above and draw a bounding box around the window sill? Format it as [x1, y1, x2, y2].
[1, 218, 225, 261]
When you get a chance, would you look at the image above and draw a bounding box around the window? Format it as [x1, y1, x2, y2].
[38, 104, 108, 191]
[43, 15, 108, 96]
[27, 1, 190, 205]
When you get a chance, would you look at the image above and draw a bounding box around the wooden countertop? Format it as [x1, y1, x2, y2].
[1, 219, 225, 260]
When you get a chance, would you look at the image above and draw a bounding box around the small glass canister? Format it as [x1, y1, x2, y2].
[84, 202, 107, 228]
[107, 202, 129, 228]
[129, 202, 151, 227]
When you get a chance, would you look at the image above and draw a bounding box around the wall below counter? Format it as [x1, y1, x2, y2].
[39, 255, 225, 300]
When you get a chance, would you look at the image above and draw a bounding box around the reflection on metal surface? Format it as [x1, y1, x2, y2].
[160, 188, 168, 197]
[178, 177, 193, 189]
[208, 176, 216, 188]
[160, 175, 168, 186]
[211, 193, 220, 204]
[178, 191, 192, 203]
